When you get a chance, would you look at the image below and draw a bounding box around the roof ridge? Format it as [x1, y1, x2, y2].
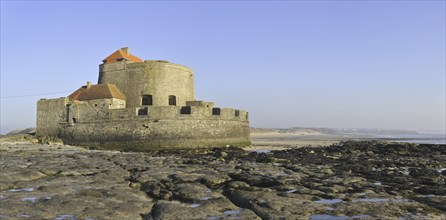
[102, 48, 143, 64]
[68, 83, 126, 101]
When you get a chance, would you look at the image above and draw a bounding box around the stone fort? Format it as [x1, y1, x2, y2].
[37, 48, 250, 150]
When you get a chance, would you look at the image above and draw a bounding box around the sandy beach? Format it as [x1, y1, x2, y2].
[250, 132, 339, 148]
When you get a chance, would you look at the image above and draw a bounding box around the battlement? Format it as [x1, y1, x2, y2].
[38, 98, 248, 125]
[134, 106, 247, 121]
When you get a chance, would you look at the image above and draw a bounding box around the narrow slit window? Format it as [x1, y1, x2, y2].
[169, 95, 176, 106]
[235, 110, 240, 117]
[142, 95, 153, 105]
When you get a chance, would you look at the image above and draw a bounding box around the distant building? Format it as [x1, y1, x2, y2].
[36, 48, 250, 150]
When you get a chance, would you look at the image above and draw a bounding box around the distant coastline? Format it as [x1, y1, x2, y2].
[250, 127, 446, 146]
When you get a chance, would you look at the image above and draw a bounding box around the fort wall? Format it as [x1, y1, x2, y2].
[36, 98, 68, 136]
[37, 98, 250, 149]
[59, 118, 250, 150]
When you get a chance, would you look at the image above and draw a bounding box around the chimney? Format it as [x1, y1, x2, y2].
[87, 81, 92, 89]
[121, 47, 129, 55]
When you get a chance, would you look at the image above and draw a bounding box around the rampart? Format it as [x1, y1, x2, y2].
[37, 99, 250, 150]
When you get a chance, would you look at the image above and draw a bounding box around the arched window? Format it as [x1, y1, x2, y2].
[169, 95, 176, 106]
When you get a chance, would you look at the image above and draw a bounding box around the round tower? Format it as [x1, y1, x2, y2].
[98, 48, 195, 108]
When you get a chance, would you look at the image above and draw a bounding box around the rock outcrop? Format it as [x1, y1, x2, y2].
[0, 137, 445, 219]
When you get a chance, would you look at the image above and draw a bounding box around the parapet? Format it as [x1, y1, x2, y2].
[99, 59, 194, 74]
[186, 101, 215, 108]
[133, 106, 248, 122]
[143, 60, 193, 73]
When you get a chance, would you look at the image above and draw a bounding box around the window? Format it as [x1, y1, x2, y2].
[212, 108, 221, 115]
[235, 110, 240, 117]
[169, 95, 176, 106]
[180, 106, 191, 114]
[138, 107, 148, 115]
[142, 95, 153, 105]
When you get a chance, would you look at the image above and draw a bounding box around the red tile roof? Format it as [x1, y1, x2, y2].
[102, 48, 143, 64]
[68, 84, 126, 101]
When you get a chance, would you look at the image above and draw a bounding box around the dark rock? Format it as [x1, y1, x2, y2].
[172, 183, 210, 203]
[229, 173, 282, 188]
[2, 139, 446, 219]
[199, 174, 231, 188]
[226, 181, 253, 191]
[79, 189, 105, 198]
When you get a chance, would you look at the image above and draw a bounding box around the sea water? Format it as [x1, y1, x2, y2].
[378, 133, 445, 145]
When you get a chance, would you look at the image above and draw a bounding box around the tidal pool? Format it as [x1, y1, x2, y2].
[310, 214, 371, 220]
[55, 214, 75, 220]
[314, 198, 343, 204]
[252, 150, 271, 153]
[354, 198, 389, 203]
[20, 197, 38, 203]
[190, 203, 201, 208]
[8, 188, 34, 192]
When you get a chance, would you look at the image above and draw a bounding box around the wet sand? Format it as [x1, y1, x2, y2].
[251, 132, 339, 148]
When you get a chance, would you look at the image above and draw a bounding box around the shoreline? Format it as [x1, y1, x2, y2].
[251, 131, 446, 147]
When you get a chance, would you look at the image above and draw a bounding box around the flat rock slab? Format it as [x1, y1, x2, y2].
[1, 136, 445, 219]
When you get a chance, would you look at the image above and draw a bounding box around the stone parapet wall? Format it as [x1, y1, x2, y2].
[68, 105, 248, 122]
[37, 98, 250, 149]
[134, 106, 248, 121]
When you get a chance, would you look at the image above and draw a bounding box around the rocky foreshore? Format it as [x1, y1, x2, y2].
[0, 135, 445, 219]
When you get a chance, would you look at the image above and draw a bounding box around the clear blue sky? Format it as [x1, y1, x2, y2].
[1, 1, 445, 134]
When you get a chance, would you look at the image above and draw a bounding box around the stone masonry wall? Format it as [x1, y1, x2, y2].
[98, 61, 194, 108]
[37, 98, 250, 149]
[69, 98, 126, 123]
[36, 98, 68, 136]
[134, 106, 248, 121]
[59, 118, 250, 150]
